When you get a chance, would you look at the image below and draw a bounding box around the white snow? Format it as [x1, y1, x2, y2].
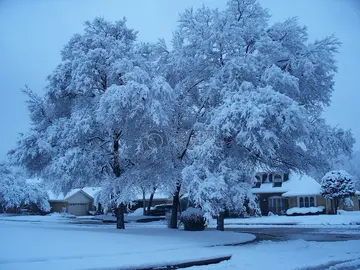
[217, 211, 360, 227]
[187, 240, 360, 270]
[127, 207, 145, 216]
[0, 220, 255, 270]
[47, 188, 83, 201]
[286, 206, 325, 215]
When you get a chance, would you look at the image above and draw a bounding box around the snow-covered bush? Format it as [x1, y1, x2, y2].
[268, 212, 277, 217]
[180, 207, 206, 231]
[321, 170, 355, 214]
[343, 197, 354, 208]
[286, 206, 325, 216]
[128, 208, 144, 217]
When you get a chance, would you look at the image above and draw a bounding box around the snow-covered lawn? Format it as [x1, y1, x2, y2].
[217, 211, 360, 227]
[188, 239, 360, 270]
[0, 220, 254, 270]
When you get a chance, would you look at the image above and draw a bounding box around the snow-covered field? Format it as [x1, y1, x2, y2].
[217, 211, 360, 227]
[0, 218, 254, 270]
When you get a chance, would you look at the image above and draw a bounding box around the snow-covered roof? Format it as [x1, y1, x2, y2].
[82, 187, 102, 199]
[251, 172, 321, 197]
[48, 188, 83, 201]
[48, 187, 171, 202]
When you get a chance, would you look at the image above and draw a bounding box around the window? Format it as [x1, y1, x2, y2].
[253, 182, 261, 188]
[268, 196, 289, 215]
[305, 197, 309, 207]
[299, 197, 304, 208]
[274, 174, 282, 182]
[253, 175, 261, 188]
[298, 196, 316, 208]
[273, 174, 282, 187]
[310, 197, 315, 207]
[262, 174, 267, 183]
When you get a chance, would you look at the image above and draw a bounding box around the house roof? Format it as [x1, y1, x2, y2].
[251, 172, 321, 197]
[48, 187, 101, 201]
[48, 186, 172, 202]
[48, 189, 83, 201]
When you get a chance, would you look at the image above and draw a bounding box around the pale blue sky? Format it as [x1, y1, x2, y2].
[0, 0, 359, 161]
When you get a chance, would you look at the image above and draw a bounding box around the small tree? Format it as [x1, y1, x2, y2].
[0, 164, 50, 213]
[321, 170, 355, 214]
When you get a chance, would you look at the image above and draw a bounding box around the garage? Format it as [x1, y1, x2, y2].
[67, 203, 89, 216]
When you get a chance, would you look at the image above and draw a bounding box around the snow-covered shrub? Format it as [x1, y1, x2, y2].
[321, 170, 355, 214]
[128, 208, 144, 217]
[286, 206, 325, 216]
[180, 207, 206, 231]
[343, 197, 354, 208]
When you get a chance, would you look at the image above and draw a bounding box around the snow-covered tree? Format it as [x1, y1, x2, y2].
[321, 170, 355, 214]
[177, 0, 354, 229]
[10, 18, 175, 229]
[0, 164, 50, 212]
[335, 151, 360, 190]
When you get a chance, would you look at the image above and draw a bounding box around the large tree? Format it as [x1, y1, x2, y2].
[10, 18, 174, 229]
[177, 0, 354, 229]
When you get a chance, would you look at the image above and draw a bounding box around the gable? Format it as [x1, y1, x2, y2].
[66, 191, 93, 204]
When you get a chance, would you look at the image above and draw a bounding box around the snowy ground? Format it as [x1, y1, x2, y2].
[214, 211, 360, 228]
[188, 240, 360, 270]
[0, 217, 254, 270]
[1, 214, 360, 270]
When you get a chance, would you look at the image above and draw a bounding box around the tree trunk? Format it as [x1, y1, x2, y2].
[116, 204, 125, 229]
[142, 190, 146, 216]
[113, 132, 125, 229]
[170, 183, 181, 229]
[334, 199, 339, 215]
[146, 188, 156, 215]
[216, 211, 225, 231]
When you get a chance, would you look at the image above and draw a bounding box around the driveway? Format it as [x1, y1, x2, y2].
[227, 227, 360, 242]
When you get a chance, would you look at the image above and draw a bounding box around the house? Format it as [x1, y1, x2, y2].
[48, 187, 101, 216]
[251, 172, 360, 216]
[48, 187, 172, 216]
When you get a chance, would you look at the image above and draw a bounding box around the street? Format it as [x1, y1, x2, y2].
[227, 227, 360, 242]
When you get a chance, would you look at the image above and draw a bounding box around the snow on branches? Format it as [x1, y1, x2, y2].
[9, 0, 355, 228]
[321, 170, 355, 200]
[0, 164, 50, 212]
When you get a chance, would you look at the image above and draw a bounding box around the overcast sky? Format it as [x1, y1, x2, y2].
[0, 0, 360, 162]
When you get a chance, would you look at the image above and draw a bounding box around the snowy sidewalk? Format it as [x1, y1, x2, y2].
[0, 220, 255, 270]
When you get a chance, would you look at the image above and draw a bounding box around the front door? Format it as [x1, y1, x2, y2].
[260, 196, 269, 216]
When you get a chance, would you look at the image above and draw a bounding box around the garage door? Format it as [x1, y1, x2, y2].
[67, 203, 89, 216]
